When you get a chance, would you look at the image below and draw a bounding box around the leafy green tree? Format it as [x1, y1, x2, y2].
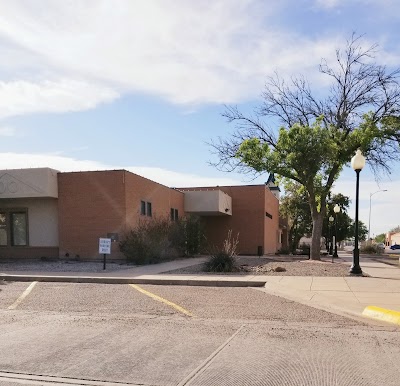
[349, 220, 368, 242]
[211, 35, 400, 260]
[280, 181, 312, 253]
[374, 233, 385, 243]
[323, 194, 352, 248]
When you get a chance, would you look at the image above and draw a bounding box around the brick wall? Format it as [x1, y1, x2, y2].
[124, 171, 185, 230]
[58, 170, 185, 260]
[58, 171, 126, 259]
[180, 185, 279, 255]
[264, 186, 280, 254]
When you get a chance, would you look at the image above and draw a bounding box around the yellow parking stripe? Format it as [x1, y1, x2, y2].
[362, 306, 400, 325]
[129, 284, 193, 317]
[8, 281, 38, 310]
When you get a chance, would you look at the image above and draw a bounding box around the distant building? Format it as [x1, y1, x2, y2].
[385, 231, 400, 246]
[0, 168, 284, 260]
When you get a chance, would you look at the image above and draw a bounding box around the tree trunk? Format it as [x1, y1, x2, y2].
[310, 212, 324, 260]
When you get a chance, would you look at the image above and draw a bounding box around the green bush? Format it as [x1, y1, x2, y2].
[205, 252, 236, 272]
[205, 230, 239, 272]
[119, 215, 205, 264]
[169, 215, 205, 256]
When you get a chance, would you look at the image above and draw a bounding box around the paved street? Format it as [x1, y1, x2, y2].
[0, 281, 400, 385]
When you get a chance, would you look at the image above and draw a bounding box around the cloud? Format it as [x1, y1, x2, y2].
[0, 126, 16, 136]
[0, 79, 119, 119]
[314, 0, 343, 9]
[333, 176, 395, 237]
[0, 152, 242, 188]
[0, 0, 344, 110]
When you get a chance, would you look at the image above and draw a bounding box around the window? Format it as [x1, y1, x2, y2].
[171, 208, 178, 221]
[0, 209, 28, 247]
[11, 212, 27, 246]
[140, 201, 152, 217]
[0, 213, 7, 246]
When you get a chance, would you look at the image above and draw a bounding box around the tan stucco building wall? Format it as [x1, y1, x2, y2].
[0, 168, 59, 258]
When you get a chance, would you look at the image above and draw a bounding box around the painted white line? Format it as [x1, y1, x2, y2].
[8, 281, 38, 310]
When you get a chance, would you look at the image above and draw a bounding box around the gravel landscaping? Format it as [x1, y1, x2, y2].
[0, 260, 134, 273]
[0, 255, 352, 276]
[164, 256, 352, 276]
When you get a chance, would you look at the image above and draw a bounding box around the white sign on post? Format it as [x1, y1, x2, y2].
[99, 238, 112, 254]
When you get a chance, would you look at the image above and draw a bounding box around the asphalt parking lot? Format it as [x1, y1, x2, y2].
[1, 281, 400, 385]
[0, 281, 365, 324]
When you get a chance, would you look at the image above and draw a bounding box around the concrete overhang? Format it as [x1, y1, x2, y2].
[0, 168, 59, 199]
[184, 190, 232, 216]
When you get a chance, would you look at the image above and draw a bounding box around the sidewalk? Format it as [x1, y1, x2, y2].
[260, 253, 400, 327]
[1, 253, 400, 326]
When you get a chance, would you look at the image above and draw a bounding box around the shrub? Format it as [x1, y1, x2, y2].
[276, 247, 290, 255]
[360, 244, 382, 254]
[205, 230, 239, 272]
[119, 215, 205, 264]
[169, 215, 205, 256]
[119, 217, 172, 265]
[205, 252, 236, 272]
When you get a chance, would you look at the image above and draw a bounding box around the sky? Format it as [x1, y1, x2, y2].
[0, 0, 399, 237]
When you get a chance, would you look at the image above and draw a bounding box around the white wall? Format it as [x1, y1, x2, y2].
[0, 198, 58, 246]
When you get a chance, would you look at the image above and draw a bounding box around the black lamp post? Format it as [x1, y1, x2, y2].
[328, 216, 334, 255]
[350, 149, 366, 275]
[333, 204, 340, 258]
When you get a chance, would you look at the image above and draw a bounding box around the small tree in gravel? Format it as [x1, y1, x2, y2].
[205, 230, 239, 272]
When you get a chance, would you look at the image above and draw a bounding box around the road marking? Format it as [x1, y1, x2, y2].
[129, 284, 193, 317]
[8, 281, 37, 310]
[362, 305, 400, 325]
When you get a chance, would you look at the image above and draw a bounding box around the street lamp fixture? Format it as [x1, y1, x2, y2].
[333, 204, 340, 258]
[368, 189, 387, 241]
[329, 216, 334, 255]
[350, 149, 366, 275]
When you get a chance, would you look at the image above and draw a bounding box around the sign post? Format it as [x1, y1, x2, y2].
[99, 238, 112, 270]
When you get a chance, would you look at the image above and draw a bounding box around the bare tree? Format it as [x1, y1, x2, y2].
[211, 34, 400, 260]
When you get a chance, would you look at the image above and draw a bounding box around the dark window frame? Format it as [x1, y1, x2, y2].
[10, 211, 28, 246]
[146, 202, 152, 217]
[170, 208, 179, 221]
[0, 208, 28, 247]
[140, 200, 146, 216]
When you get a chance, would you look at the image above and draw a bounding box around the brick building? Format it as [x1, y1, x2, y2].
[0, 168, 283, 260]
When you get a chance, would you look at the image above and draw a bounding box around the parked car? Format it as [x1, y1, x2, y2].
[376, 243, 385, 250]
[390, 244, 400, 250]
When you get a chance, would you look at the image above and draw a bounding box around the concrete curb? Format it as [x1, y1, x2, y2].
[362, 306, 400, 326]
[0, 274, 267, 287]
